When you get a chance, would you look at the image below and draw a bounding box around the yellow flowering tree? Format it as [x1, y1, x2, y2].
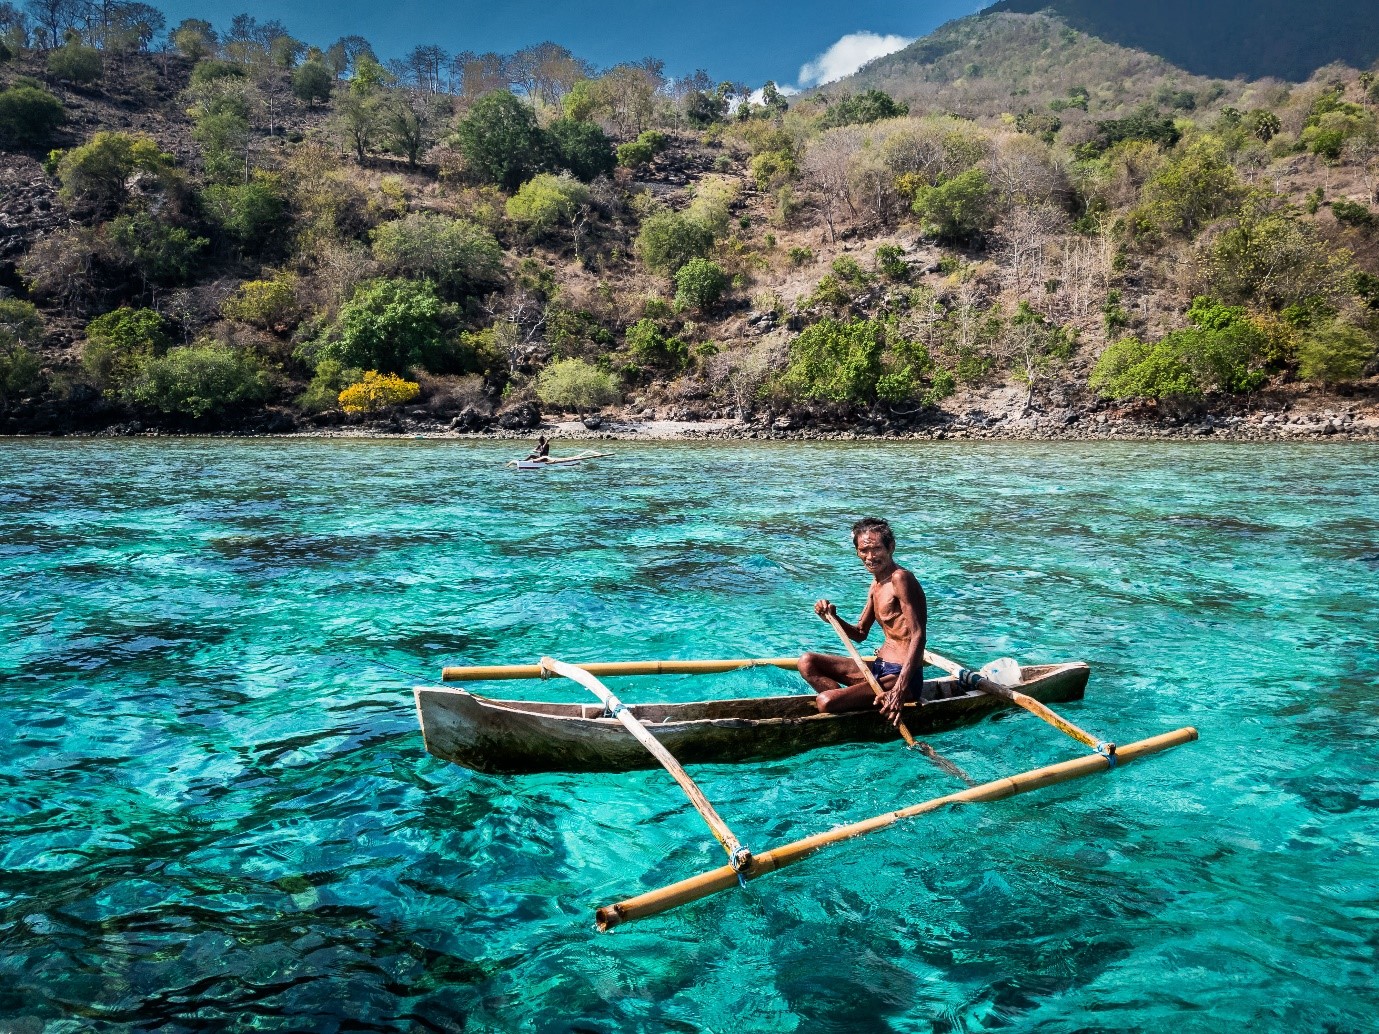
[338, 371, 421, 414]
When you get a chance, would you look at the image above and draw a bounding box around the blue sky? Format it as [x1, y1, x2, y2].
[154, 0, 993, 89]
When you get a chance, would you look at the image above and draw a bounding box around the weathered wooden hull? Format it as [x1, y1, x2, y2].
[414, 662, 1090, 774]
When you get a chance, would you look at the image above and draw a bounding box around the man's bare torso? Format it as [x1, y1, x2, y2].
[871, 568, 919, 663]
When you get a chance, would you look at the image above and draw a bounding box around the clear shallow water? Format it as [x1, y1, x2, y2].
[1, 438, 1376, 1033]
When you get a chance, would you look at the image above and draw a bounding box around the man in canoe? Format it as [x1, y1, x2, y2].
[800, 517, 927, 725]
[524, 435, 550, 461]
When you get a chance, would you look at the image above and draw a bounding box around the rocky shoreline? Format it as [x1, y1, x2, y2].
[23, 408, 1377, 442]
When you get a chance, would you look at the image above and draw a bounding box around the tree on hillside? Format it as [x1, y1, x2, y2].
[381, 88, 448, 167]
[25, 0, 81, 50]
[452, 50, 506, 100]
[170, 18, 216, 61]
[291, 58, 332, 106]
[452, 90, 550, 190]
[324, 34, 374, 79]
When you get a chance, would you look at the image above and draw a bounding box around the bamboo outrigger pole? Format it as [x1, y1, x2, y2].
[923, 649, 1116, 759]
[595, 725, 1198, 930]
[442, 657, 801, 682]
[540, 657, 753, 873]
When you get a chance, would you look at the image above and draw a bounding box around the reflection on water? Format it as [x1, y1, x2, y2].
[1, 438, 1376, 1031]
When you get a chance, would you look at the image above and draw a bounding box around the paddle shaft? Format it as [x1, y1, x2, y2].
[594, 725, 1198, 930]
[923, 649, 1112, 754]
[442, 657, 800, 682]
[540, 657, 750, 868]
[823, 612, 917, 748]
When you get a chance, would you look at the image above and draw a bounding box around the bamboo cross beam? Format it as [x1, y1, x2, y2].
[924, 649, 1115, 759]
[540, 657, 752, 872]
[442, 657, 801, 682]
[594, 725, 1198, 930]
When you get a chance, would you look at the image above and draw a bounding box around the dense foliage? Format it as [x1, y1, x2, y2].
[0, 1, 1374, 434]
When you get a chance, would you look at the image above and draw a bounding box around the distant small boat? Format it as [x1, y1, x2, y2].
[509, 451, 608, 471]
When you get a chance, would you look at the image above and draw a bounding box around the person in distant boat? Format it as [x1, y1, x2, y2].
[524, 435, 550, 461]
[799, 517, 928, 725]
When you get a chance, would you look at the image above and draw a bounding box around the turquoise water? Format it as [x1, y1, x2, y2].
[2, 439, 1376, 1033]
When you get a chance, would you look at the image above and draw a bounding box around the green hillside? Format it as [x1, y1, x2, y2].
[985, 0, 1379, 82]
[826, 12, 1247, 122]
[0, 4, 1376, 439]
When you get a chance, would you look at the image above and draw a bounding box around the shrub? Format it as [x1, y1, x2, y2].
[222, 272, 299, 330]
[1297, 321, 1376, 385]
[806, 274, 852, 309]
[1133, 139, 1243, 239]
[190, 60, 247, 85]
[875, 244, 908, 282]
[1090, 298, 1269, 399]
[788, 246, 814, 266]
[322, 278, 450, 374]
[370, 213, 503, 297]
[625, 318, 688, 370]
[124, 343, 272, 417]
[296, 359, 362, 412]
[0, 340, 41, 410]
[0, 299, 44, 410]
[830, 255, 871, 286]
[534, 358, 621, 411]
[0, 83, 65, 147]
[673, 257, 728, 312]
[107, 213, 207, 288]
[911, 169, 997, 245]
[201, 178, 287, 250]
[82, 306, 171, 388]
[635, 209, 714, 277]
[780, 318, 883, 404]
[1080, 104, 1180, 156]
[506, 173, 590, 234]
[546, 119, 615, 182]
[1331, 199, 1375, 228]
[750, 149, 796, 190]
[616, 139, 655, 169]
[55, 132, 173, 213]
[819, 89, 908, 129]
[338, 370, 421, 413]
[46, 42, 102, 84]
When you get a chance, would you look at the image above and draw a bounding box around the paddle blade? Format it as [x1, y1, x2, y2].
[978, 657, 1022, 687]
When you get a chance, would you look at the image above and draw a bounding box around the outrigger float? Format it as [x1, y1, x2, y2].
[415, 645, 1197, 930]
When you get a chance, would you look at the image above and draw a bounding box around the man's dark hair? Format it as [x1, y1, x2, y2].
[851, 517, 894, 551]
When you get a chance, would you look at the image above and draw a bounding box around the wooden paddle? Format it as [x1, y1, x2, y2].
[540, 656, 752, 873]
[821, 612, 976, 784]
[923, 648, 1115, 758]
[821, 611, 918, 746]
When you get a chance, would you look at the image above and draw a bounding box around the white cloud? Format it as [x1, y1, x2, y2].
[797, 31, 915, 89]
[747, 83, 800, 106]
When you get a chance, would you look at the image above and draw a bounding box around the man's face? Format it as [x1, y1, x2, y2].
[855, 530, 893, 574]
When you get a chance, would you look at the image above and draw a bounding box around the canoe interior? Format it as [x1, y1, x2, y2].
[415, 663, 1091, 775]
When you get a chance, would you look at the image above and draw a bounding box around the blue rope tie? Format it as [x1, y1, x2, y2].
[1096, 742, 1117, 768]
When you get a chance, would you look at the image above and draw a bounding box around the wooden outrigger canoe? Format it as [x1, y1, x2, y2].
[413, 661, 1090, 774]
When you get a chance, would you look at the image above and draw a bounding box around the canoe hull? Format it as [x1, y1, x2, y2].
[414, 663, 1090, 774]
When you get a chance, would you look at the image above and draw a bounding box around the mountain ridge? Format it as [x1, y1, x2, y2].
[982, 0, 1379, 82]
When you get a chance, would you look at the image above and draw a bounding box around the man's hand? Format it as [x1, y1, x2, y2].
[814, 599, 836, 621]
[878, 684, 905, 725]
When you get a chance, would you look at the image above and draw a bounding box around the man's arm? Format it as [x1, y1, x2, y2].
[879, 571, 927, 725]
[814, 594, 875, 642]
